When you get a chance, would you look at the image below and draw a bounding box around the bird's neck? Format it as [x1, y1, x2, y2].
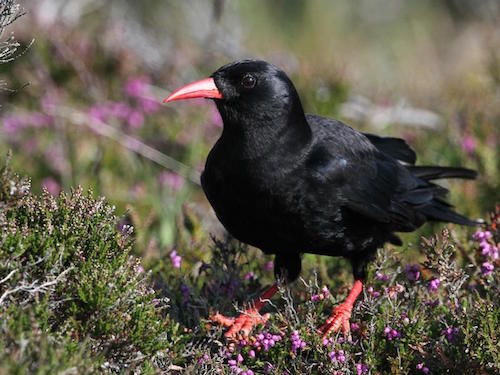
[218, 102, 312, 161]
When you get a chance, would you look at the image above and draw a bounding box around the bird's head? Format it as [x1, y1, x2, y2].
[164, 59, 305, 129]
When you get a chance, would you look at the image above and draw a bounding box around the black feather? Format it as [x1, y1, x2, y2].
[364, 133, 417, 164]
[408, 166, 477, 180]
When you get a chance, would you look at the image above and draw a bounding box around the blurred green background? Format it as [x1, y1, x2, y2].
[1, 0, 498, 273]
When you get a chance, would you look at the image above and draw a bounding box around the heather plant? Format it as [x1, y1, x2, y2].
[0, 155, 168, 373]
[156, 213, 499, 374]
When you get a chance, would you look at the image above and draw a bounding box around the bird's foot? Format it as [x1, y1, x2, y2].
[210, 308, 271, 339]
[318, 302, 353, 338]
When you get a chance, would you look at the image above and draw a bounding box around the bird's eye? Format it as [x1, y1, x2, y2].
[241, 74, 257, 89]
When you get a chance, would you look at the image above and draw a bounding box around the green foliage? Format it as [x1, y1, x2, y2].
[0, 156, 167, 373]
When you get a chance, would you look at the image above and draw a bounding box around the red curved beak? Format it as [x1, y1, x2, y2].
[163, 77, 223, 103]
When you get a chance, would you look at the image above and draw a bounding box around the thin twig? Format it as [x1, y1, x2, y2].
[0, 269, 16, 284]
[45, 105, 201, 186]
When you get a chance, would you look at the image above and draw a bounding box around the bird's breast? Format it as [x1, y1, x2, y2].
[201, 157, 306, 253]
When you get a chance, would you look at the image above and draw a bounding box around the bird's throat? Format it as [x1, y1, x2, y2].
[218, 110, 312, 161]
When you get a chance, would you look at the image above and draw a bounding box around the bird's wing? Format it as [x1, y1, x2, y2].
[305, 115, 425, 229]
[340, 152, 427, 229]
[362, 133, 416, 164]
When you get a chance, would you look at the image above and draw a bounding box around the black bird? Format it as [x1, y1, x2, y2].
[163, 59, 477, 338]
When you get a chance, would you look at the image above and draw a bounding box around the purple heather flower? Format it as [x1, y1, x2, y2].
[405, 264, 421, 281]
[443, 326, 459, 342]
[351, 322, 360, 331]
[127, 110, 145, 128]
[3, 115, 23, 136]
[311, 286, 329, 302]
[428, 278, 440, 292]
[139, 97, 160, 113]
[198, 354, 209, 364]
[461, 134, 477, 154]
[375, 271, 389, 282]
[290, 330, 306, 353]
[88, 105, 109, 122]
[28, 112, 51, 127]
[109, 101, 132, 119]
[170, 250, 182, 268]
[384, 326, 401, 341]
[473, 230, 490, 241]
[3, 112, 52, 136]
[337, 349, 346, 363]
[253, 331, 282, 352]
[481, 261, 494, 276]
[42, 177, 61, 196]
[367, 286, 380, 298]
[125, 76, 149, 97]
[137, 265, 144, 274]
[249, 350, 255, 358]
[356, 363, 369, 374]
[481, 241, 498, 260]
[416, 363, 429, 373]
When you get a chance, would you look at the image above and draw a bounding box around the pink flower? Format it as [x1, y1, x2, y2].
[127, 110, 145, 128]
[88, 105, 109, 122]
[375, 271, 389, 282]
[125, 76, 150, 98]
[416, 363, 429, 373]
[461, 134, 477, 154]
[42, 177, 61, 196]
[428, 278, 440, 292]
[109, 101, 132, 119]
[443, 326, 459, 342]
[367, 286, 380, 298]
[356, 363, 368, 374]
[139, 97, 160, 113]
[170, 250, 182, 268]
[384, 325, 401, 341]
[481, 261, 494, 276]
[290, 330, 306, 353]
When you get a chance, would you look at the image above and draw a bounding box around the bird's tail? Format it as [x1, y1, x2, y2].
[409, 165, 479, 226]
[408, 166, 477, 180]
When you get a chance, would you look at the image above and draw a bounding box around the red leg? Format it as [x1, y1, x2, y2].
[318, 279, 363, 338]
[210, 283, 278, 339]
